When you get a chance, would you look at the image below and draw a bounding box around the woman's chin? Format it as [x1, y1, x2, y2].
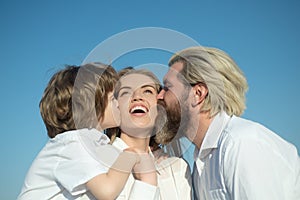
[121, 125, 155, 138]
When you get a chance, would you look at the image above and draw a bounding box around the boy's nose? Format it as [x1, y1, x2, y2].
[157, 90, 165, 100]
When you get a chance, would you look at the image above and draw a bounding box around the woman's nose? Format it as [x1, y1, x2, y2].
[157, 89, 165, 100]
[131, 90, 144, 101]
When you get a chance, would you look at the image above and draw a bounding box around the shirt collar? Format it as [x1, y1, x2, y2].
[194, 111, 231, 160]
[112, 137, 153, 154]
[112, 137, 129, 151]
[112, 137, 162, 174]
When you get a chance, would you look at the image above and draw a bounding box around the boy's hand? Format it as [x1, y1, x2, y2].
[152, 148, 169, 164]
[124, 148, 157, 186]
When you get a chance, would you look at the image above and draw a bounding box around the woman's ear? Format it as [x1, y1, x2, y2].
[192, 83, 208, 107]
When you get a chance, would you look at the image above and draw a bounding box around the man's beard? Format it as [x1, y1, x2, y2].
[154, 98, 190, 145]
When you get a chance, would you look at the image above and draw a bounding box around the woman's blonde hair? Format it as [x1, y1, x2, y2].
[40, 63, 117, 138]
[169, 46, 248, 117]
[113, 67, 161, 99]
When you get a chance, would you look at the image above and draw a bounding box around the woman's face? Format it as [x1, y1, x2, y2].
[117, 73, 158, 138]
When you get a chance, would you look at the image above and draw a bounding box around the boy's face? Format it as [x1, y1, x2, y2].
[101, 92, 121, 129]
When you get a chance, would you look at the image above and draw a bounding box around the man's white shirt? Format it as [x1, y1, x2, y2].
[193, 112, 300, 200]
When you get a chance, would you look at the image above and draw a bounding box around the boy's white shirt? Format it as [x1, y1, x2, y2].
[18, 129, 110, 199]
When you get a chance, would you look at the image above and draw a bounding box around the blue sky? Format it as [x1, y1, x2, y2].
[1, 0, 299, 199]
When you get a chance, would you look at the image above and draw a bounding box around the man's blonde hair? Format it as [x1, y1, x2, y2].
[169, 46, 248, 117]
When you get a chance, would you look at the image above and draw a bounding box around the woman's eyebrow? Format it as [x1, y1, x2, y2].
[141, 84, 156, 89]
[119, 86, 131, 91]
[119, 84, 156, 91]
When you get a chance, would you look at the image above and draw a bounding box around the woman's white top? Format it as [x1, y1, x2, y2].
[112, 137, 192, 200]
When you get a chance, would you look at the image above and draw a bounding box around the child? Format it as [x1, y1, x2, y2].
[18, 63, 152, 200]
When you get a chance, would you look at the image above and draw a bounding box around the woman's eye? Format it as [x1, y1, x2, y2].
[119, 91, 129, 97]
[144, 89, 153, 94]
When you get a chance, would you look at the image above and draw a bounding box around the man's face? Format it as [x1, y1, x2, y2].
[157, 62, 192, 143]
[158, 62, 187, 107]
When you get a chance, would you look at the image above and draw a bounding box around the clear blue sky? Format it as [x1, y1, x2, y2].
[1, 1, 299, 199]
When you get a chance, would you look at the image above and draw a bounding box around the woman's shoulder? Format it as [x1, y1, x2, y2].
[156, 156, 191, 183]
[156, 156, 189, 171]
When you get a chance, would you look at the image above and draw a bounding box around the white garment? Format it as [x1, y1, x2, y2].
[193, 112, 300, 200]
[113, 137, 192, 200]
[163, 136, 195, 172]
[18, 128, 110, 200]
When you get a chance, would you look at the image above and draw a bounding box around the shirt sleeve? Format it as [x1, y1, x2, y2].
[295, 158, 300, 200]
[54, 137, 108, 196]
[129, 180, 160, 200]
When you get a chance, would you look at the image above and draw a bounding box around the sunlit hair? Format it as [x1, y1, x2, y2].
[39, 63, 117, 138]
[106, 67, 161, 150]
[114, 67, 161, 99]
[169, 46, 248, 117]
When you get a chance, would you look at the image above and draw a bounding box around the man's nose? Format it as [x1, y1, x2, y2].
[157, 89, 165, 100]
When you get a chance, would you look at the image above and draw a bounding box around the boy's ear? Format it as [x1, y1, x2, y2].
[192, 83, 208, 107]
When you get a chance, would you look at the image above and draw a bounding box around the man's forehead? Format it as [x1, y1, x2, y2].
[170, 62, 184, 71]
[163, 63, 184, 83]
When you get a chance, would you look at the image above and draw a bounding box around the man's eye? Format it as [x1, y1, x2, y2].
[163, 86, 169, 91]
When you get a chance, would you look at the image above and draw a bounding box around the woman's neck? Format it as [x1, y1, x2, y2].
[120, 132, 150, 153]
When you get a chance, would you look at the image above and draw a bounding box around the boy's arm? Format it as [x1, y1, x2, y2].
[86, 150, 138, 200]
[132, 152, 158, 186]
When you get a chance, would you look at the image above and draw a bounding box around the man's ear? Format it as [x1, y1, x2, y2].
[192, 83, 208, 107]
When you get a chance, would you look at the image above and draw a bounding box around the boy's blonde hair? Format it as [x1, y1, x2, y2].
[39, 63, 117, 138]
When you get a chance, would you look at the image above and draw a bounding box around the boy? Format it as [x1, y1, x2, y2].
[18, 63, 156, 200]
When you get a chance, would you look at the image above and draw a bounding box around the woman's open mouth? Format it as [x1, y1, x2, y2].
[130, 105, 148, 116]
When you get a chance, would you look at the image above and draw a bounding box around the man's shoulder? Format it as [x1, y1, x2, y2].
[224, 116, 262, 138]
[217, 116, 266, 150]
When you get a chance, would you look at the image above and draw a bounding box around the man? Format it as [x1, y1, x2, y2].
[156, 46, 300, 199]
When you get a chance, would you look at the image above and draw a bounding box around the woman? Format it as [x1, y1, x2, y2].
[106, 68, 192, 200]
